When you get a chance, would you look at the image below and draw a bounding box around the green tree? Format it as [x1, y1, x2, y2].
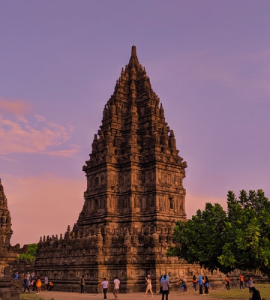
[167, 189, 270, 279]
[18, 243, 38, 261]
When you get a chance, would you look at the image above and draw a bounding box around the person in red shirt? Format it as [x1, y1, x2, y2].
[225, 275, 230, 291]
[239, 274, 244, 290]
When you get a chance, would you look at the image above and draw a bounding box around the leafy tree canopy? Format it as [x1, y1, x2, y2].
[18, 243, 38, 261]
[167, 189, 270, 279]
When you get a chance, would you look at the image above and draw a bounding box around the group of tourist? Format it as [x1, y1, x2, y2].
[186, 274, 209, 294]
[12, 272, 54, 294]
[225, 274, 255, 292]
[224, 274, 262, 300]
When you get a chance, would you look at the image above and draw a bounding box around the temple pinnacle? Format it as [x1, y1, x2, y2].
[131, 45, 137, 57]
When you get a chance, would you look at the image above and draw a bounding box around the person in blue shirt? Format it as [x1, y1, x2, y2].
[198, 275, 203, 294]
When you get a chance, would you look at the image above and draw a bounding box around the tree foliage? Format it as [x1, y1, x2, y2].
[18, 243, 38, 261]
[167, 189, 270, 278]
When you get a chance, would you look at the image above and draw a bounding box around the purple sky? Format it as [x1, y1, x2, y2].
[0, 1, 269, 245]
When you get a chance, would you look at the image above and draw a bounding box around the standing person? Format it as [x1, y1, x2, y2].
[248, 276, 254, 293]
[182, 276, 187, 293]
[192, 275, 197, 291]
[44, 275, 49, 291]
[23, 276, 30, 293]
[204, 276, 209, 295]
[14, 271, 19, 281]
[144, 275, 153, 297]
[160, 274, 169, 300]
[225, 275, 230, 291]
[249, 287, 261, 300]
[159, 275, 164, 294]
[31, 277, 37, 292]
[198, 275, 203, 295]
[113, 276, 120, 300]
[36, 277, 42, 295]
[99, 278, 109, 300]
[239, 274, 245, 290]
[26, 272, 30, 281]
[80, 275, 85, 293]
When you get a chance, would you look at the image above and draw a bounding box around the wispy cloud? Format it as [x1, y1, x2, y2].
[0, 97, 32, 115]
[0, 97, 80, 157]
[41, 144, 81, 157]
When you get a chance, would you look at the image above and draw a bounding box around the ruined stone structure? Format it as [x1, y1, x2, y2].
[0, 179, 20, 299]
[34, 46, 225, 292]
[0, 179, 18, 273]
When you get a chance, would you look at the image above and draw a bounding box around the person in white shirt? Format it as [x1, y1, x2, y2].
[99, 277, 109, 299]
[44, 275, 49, 291]
[113, 276, 120, 300]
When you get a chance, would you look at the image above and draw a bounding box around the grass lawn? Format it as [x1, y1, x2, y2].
[174, 284, 269, 299]
[208, 284, 269, 299]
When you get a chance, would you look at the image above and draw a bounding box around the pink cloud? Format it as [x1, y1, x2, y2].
[3, 174, 86, 246]
[0, 97, 32, 115]
[0, 113, 75, 155]
[41, 144, 82, 157]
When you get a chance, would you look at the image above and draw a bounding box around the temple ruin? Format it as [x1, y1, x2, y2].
[34, 46, 224, 292]
[0, 179, 20, 299]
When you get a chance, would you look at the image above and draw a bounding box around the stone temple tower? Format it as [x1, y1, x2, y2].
[0, 179, 20, 300]
[0, 179, 13, 252]
[35, 46, 190, 292]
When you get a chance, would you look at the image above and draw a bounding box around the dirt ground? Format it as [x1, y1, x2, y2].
[19, 290, 242, 300]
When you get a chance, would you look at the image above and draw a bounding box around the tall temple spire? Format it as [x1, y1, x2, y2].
[35, 46, 188, 293]
[131, 45, 137, 58]
[0, 179, 13, 248]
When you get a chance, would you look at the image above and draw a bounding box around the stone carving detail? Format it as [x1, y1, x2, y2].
[34, 46, 197, 293]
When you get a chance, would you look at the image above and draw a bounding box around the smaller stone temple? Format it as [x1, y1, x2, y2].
[0, 178, 20, 300]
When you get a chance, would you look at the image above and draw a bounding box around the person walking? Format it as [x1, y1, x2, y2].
[23, 276, 30, 293]
[198, 275, 203, 294]
[182, 276, 187, 292]
[113, 276, 120, 300]
[160, 274, 169, 300]
[80, 275, 85, 293]
[192, 275, 197, 291]
[239, 274, 245, 290]
[225, 275, 230, 291]
[36, 277, 42, 294]
[31, 277, 37, 292]
[204, 276, 209, 295]
[99, 277, 109, 300]
[144, 275, 153, 297]
[248, 276, 254, 293]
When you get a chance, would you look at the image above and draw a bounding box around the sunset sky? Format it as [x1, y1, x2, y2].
[0, 1, 269, 245]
